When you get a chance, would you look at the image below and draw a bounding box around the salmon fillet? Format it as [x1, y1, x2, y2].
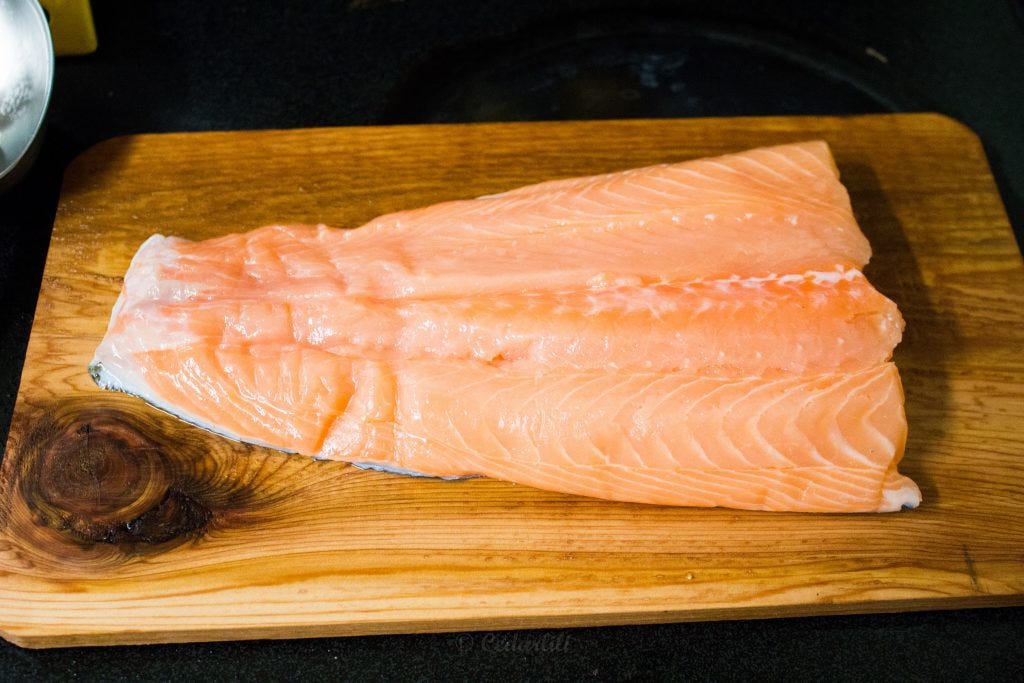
[91, 141, 920, 512]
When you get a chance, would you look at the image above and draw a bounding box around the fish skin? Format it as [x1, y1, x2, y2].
[91, 141, 920, 512]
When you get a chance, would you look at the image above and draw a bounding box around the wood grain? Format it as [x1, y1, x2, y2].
[1, 114, 1023, 648]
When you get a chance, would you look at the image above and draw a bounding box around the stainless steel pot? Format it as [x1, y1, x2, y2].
[0, 0, 54, 193]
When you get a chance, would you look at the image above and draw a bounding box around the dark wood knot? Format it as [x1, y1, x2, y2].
[18, 411, 212, 546]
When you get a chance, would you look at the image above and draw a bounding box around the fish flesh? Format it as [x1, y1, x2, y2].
[91, 141, 921, 512]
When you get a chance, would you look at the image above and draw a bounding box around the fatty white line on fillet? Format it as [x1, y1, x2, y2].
[771, 146, 835, 179]
[602, 375, 671, 470]
[643, 376, 720, 470]
[855, 371, 901, 457]
[723, 377, 801, 469]
[829, 367, 905, 468]
[671, 379, 741, 469]
[741, 379, 805, 469]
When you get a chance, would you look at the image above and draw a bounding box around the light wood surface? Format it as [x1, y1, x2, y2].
[1, 114, 1022, 648]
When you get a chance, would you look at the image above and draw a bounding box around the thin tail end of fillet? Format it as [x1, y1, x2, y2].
[879, 469, 922, 512]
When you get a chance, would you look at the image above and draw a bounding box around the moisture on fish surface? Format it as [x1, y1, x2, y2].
[91, 141, 920, 512]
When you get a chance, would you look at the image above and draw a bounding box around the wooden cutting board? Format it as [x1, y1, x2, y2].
[1, 114, 1022, 648]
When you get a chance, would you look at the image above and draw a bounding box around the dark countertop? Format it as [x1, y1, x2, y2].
[2, 1, 1022, 679]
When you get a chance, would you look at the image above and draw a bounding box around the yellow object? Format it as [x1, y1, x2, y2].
[39, 0, 97, 56]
